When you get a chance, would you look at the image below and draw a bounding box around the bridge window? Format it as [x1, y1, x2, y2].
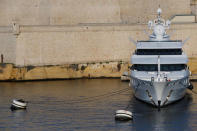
[161, 64, 186, 71]
[131, 64, 186, 71]
[136, 49, 182, 55]
[131, 64, 157, 71]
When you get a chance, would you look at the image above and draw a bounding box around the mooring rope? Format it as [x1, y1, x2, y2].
[28, 87, 132, 105]
[64, 87, 131, 104]
[190, 89, 197, 95]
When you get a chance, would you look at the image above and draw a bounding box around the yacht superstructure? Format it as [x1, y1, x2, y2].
[130, 8, 191, 107]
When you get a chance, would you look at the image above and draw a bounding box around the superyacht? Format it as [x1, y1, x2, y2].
[130, 8, 191, 107]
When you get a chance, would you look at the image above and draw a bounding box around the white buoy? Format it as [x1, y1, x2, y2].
[10, 99, 27, 110]
[115, 110, 133, 121]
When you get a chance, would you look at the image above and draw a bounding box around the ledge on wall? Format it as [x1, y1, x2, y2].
[170, 14, 196, 23]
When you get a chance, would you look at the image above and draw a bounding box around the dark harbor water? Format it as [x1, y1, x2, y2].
[0, 79, 197, 131]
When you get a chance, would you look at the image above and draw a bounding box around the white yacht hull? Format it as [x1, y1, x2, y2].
[129, 8, 191, 107]
[130, 77, 189, 107]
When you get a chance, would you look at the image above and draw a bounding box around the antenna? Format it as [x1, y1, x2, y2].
[144, 30, 150, 37]
[129, 37, 137, 46]
[148, 21, 153, 29]
[157, 5, 162, 21]
[157, 8, 162, 16]
[182, 37, 190, 46]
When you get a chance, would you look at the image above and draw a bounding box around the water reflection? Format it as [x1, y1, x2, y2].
[0, 79, 196, 131]
[129, 93, 192, 131]
[11, 109, 28, 118]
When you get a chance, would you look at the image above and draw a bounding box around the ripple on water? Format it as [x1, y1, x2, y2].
[0, 79, 196, 131]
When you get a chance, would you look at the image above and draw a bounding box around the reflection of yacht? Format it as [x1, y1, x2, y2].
[130, 93, 192, 131]
[130, 8, 191, 107]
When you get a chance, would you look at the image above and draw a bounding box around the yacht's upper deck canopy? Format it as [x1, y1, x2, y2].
[136, 40, 183, 49]
[131, 54, 188, 64]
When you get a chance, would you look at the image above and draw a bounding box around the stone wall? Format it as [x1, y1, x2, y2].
[13, 24, 197, 66]
[0, 0, 196, 80]
[0, 23, 197, 72]
[0, 0, 191, 26]
[15, 25, 139, 66]
[0, 27, 16, 64]
[0, 62, 129, 80]
[119, 0, 191, 24]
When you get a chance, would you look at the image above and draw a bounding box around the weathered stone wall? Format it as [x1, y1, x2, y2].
[15, 25, 139, 66]
[0, 0, 196, 80]
[0, 23, 197, 78]
[191, 0, 197, 22]
[0, 27, 16, 64]
[119, 0, 191, 24]
[0, 62, 129, 80]
[0, 0, 191, 26]
[13, 24, 197, 66]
